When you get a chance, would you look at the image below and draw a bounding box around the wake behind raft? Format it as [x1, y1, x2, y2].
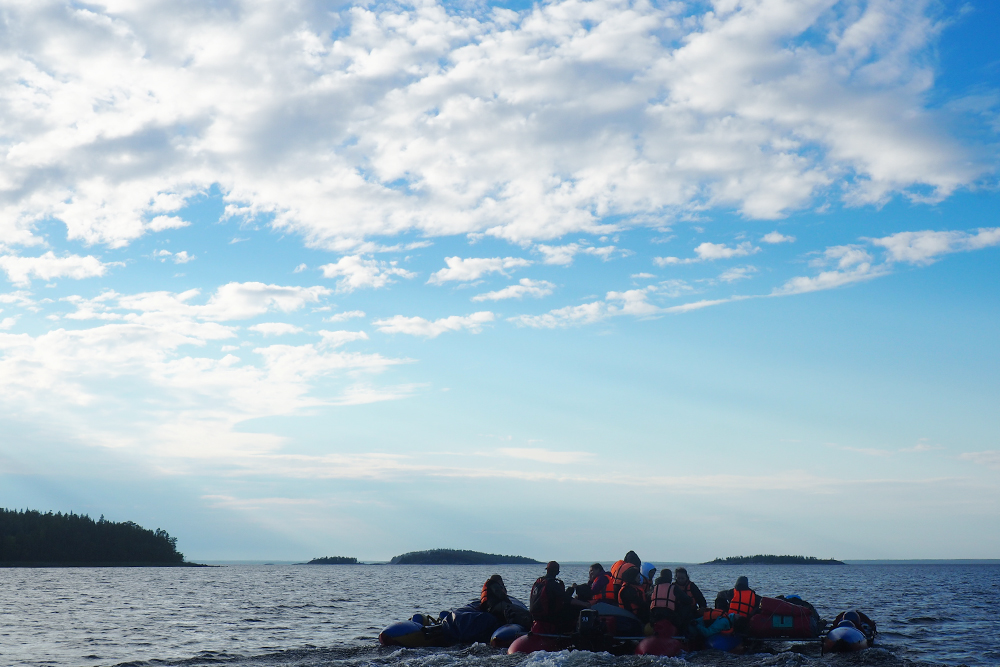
[379, 594, 874, 655]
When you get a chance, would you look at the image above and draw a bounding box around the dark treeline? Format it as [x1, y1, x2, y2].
[0, 508, 185, 565]
[306, 556, 358, 564]
[706, 554, 844, 565]
[390, 549, 539, 565]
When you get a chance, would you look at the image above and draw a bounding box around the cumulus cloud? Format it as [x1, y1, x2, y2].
[472, 278, 554, 301]
[656, 242, 759, 266]
[774, 244, 886, 295]
[719, 266, 758, 283]
[319, 256, 415, 292]
[0, 316, 17, 330]
[318, 330, 369, 348]
[871, 228, 1000, 265]
[249, 322, 304, 336]
[762, 232, 796, 244]
[0, 0, 979, 252]
[535, 244, 619, 266]
[324, 310, 366, 322]
[117, 282, 330, 322]
[154, 249, 195, 264]
[374, 311, 495, 337]
[511, 285, 732, 328]
[427, 256, 531, 284]
[0, 252, 109, 286]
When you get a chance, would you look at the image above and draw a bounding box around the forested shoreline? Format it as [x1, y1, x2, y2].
[0, 508, 187, 565]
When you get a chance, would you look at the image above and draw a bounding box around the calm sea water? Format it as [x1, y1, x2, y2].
[0, 563, 996, 667]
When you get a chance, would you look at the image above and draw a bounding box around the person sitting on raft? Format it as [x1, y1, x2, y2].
[648, 569, 694, 635]
[640, 562, 656, 592]
[480, 574, 531, 627]
[530, 561, 576, 631]
[617, 566, 650, 624]
[674, 567, 707, 612]
[575, 563, 613, 603]
[698, 575, 761, 637]
[608, 550, 642, 603]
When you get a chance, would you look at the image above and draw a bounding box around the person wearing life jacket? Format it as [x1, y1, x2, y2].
[674, 567, 708, 611]
[608, 550, 642, 602]
[830, 610, 877, 639]
[530, 561, 574, 630]
[639, 562, 656, 592]
[648, 569, 694, 631]
[576, 563, 612, 603]
[726, 576, 760, 630]
[481, 573, 531, 626]
[616, 565, 650, 623]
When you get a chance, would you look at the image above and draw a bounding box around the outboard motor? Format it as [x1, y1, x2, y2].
[575, 608, 602, 651]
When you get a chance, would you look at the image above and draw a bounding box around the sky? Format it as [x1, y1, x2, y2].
[0, 0, 998, 562]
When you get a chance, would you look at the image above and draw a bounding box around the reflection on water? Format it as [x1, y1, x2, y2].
[1, 563, 997, 667]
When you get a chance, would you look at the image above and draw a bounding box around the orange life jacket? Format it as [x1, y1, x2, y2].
[649, 583, 677, 611]
[481, 579, 506, 609]
[590, 573, 616, 604]
[609, 560, 637, 598]
[728, 589, 758, 617]
[618, 582, 647, 617]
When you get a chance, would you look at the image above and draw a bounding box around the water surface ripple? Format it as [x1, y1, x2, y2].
[1, 563, 995, 667]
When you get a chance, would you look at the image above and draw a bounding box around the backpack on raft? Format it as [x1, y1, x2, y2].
[529, 576, 564, 621]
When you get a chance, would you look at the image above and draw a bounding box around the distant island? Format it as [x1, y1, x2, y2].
[705, 555, 844, 565]
[390, 549, 540, 565]
[305, 556, 358, 564]
[1, 508, 189, 566]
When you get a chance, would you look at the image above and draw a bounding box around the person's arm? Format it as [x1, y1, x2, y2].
[690, 583, 708, 610]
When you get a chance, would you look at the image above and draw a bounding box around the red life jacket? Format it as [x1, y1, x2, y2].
[530, 576, 564, 620]
[590, 573, 616, 604]
[728, 589, 758, 617]
[650, 583, 677, 611]
[480, 581, 490, 607]
[618, 582, 647, 617]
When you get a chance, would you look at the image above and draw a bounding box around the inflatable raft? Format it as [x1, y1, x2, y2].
[379, 598, 528, 648]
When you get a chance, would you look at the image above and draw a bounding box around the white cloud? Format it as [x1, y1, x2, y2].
[319, 256, 415, 292]
[154, 249, 195, 264]
[147, 216, 189, 232]
[762, 231, 796, 244]
[718, 266, 758, 283]
[0, 0, 981, 252]
[631, 273, 655, 279]
[959, 451, 1000, 470]
[498, 448, 594, 464]
[294, 263, 307, 273]
[374, 311, 495, 337]
[535, 244, 618, 266]
[318, 330, 369, 348]
[427, 257, 531, 284]
[510, 286, 732, 328]
[0, 316, 17, 330]
[775, 244, 887, 295]
[871, 228, 1000, 265]
[118, 282, 330, 322]
[472, 278, 554, 301]
[656, 242, 759, 266]
[324, 310, 366, 323]
[0, 252, 109, 286]
[249, 322, 304, 336]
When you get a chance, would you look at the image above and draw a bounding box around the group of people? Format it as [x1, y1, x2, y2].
[478, 551, 762, 639]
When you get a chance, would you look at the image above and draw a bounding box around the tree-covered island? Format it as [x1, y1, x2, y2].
[305, 556, 359, 564]
[390, 549, 539, 565]
[1, 508, 189, 566]
[705, 554, 844, 565]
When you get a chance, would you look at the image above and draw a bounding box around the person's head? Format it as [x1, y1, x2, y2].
[640, 562, 656, 583]
[546, 560, 560, 576]
[735, 576, 749, 591]
[674, 567, 689, 585]
[837, 620, 856, 629]
[589, 563, 605, 582]
[622, 565, 639, 584]
[843, 611, 861, 625]
[655, 569, 672, 585]
[624, 550, 641, 567]
[488, 574, 505, 590]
